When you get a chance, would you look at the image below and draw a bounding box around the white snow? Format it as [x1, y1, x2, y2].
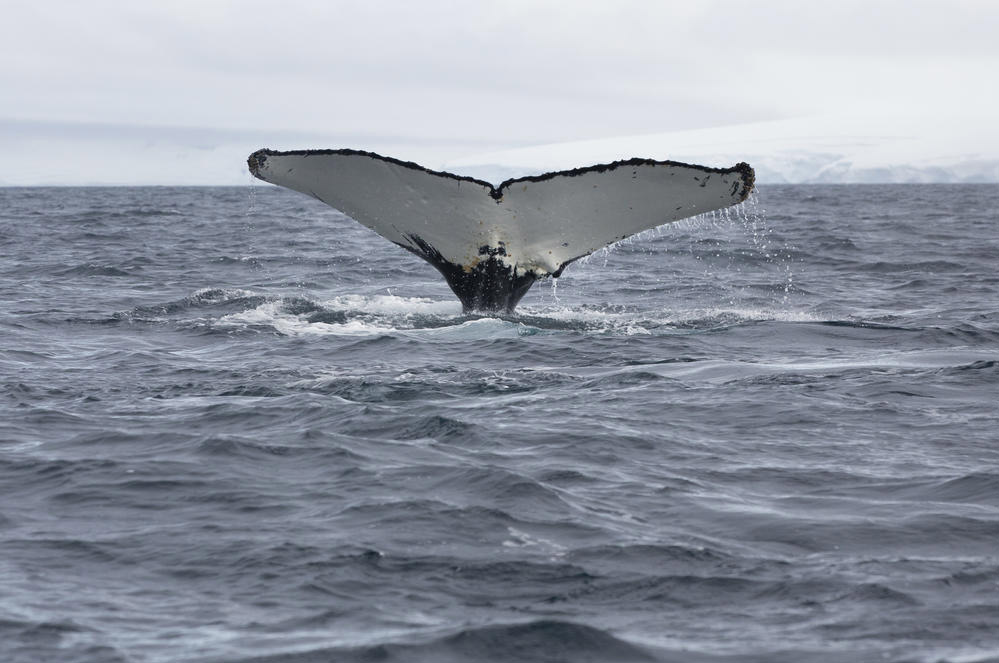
[444, 115, 999, 184]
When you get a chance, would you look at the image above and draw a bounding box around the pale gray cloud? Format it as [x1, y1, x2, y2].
[1, 0, 996, 183]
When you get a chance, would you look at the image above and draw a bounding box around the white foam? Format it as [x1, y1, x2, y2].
[214, 296, 528, 339]
[213, 288, 822, 339]
[502, 527, 567, 558]
[216, 300, 398, 337]
[403, 317, 534, 341]
[320, 293, 462, 317]
[189, 287, 258, 303]
[521, 303, 822, 332]
[665, 307, 822, 325]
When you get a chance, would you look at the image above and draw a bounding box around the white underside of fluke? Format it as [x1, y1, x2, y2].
[248, 150, 754, 279]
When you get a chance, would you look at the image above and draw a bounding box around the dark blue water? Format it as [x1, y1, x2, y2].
[2, 184, 998, 663]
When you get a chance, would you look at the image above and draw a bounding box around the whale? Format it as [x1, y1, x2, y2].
[247, 148, 755, 312]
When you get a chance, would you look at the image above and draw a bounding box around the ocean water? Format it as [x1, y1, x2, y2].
[1, 184, 997, 663]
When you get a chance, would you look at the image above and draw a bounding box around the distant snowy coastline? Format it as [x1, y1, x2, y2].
[3, 115, 996, 186]
[445, 115, 999, 184]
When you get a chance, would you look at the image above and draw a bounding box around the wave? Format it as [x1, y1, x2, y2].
[236, 620, 658, 663]
[79, 283, 990, 351]
[63, 281, 837, 337]
[105, 287, 268, 323]
[853, 259, 969, 274]
[212, 291, 825, 339]
[0, 617, 125, 663]
[53, 263, 136, 277]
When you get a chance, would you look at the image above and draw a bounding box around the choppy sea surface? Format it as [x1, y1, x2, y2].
[1, 184, 998, 663]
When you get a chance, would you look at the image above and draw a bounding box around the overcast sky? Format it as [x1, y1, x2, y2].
[2, 0, 997, 184]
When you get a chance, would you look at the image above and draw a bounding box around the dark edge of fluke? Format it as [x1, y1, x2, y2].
[247, 148, 756, 203]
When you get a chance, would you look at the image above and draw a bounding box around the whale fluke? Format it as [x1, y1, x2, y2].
[247, 148, 754, 312]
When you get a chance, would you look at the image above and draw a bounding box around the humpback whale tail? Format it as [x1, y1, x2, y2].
[247, 148, 754, 312]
